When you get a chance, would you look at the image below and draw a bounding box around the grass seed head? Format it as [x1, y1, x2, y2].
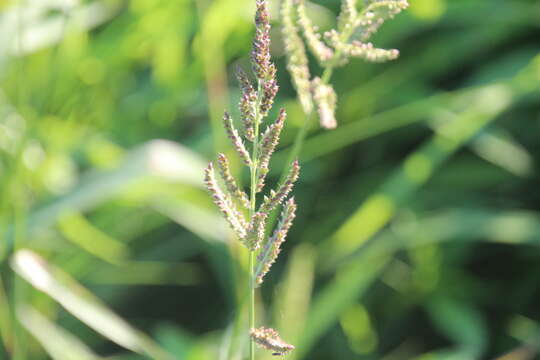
[250, 327, 295, 355]
[222, 112, 252, 167]
[204, 163, 248, 238]
[281, 0, 313, 113]
[312, 77, 338, 129]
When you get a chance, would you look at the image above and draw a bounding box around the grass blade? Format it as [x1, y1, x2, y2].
[11, 249, 173, 359]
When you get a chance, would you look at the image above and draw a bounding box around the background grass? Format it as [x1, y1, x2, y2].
[0, 0, 540, 359]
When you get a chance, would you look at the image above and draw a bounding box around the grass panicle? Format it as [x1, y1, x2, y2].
[204, 0, 300, 358]
[282, 0, 408, 130]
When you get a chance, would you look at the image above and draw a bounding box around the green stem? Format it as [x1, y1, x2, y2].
[248, 81, 264, 360]
[248, 251, 255, 360]
[248, 175, 256, 360]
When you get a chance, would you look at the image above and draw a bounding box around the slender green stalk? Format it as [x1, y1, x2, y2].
[248, 252, 255, 360]
[248, 79, 263, 360]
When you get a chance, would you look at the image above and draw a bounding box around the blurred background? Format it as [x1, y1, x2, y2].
[0, 0, 539, 359]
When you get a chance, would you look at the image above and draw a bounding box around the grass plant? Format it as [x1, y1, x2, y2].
[0, 0, 538, 359]
[204, 1, 299, 358]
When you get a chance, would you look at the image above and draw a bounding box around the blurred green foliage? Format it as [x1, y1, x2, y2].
[0, 0, 539, 359]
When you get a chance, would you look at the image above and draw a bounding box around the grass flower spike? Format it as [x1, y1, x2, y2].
[223, 111, 252, 166]
[251, 0, 272, 81]
[312, 77, 338, 129]
[281, 0, 313, 113]
[250, 327, 295, 355]
[337, 0, 358, 32]
[204, 0, 299, 358]
[257, 109, 286, 191]
[255, 197, 297, 285]
[205, 2, 407, 355]
[204, 163, 248, 239]
[236, 67, 257, 141]
[216, 153, 251, 209]
[245, 212, 268, 251]
[281, 0, 408, 130]
[297, 0, 334, 65]
[355, 0, 409, 42]
[260, 160, 300, 214]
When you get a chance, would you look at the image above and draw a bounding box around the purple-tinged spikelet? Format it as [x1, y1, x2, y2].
[204, 163, 247, 238]
[251, 0, 279, 117]
[216, 153, 251, 209]
[251, 0, 272, 81]
[297, 0, 334, 65]
[281, 0, 313, 113]
[260, 160, 300, 214]
[255, 198, 297, 285]
[236, 67, 257, 141]
[250, 327, 295, 355]
[223, 112, 252, 166]
[257, 109, 286, 192]
[245, 212, 268, 251]
[260, 64, 279, 116]
[312, 77, 338, 129]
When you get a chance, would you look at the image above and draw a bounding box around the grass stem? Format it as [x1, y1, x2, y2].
[248, 81, 264, 360]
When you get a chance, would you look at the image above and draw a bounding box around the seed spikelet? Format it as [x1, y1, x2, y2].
[250, 327, 295, 354]
[216, 153, 250, 209]
[204, 163, 247, 238]
[255, 198, 297, 285]
[223, 112, 252, 166]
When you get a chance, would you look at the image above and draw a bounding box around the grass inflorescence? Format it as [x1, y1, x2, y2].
[203, 0, 299, 358]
